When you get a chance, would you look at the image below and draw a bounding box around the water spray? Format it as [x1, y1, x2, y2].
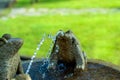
[25, 34, 46, 74]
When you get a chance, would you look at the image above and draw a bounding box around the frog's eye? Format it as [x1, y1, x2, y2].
[2, 34, 11, 40]
[0, 39, 4, 46]
[72, 37, 75, 44]
[2, 38, 8, 43]
[0, 38, 8, 47]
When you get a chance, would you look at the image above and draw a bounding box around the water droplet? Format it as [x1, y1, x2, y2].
[42, 73, 45, 79]
[39, 59, 49, 75]
[37, 47, 39, 50]
[56, 49, 59, 53]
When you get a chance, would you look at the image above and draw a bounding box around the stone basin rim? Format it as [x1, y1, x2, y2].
[87, 59, 120, 72]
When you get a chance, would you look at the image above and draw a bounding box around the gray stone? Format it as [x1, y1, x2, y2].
[0, 34, 24, 80]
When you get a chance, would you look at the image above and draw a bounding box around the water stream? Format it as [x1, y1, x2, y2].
[25, 34, 46, 74]
[25, 31, 67, 79]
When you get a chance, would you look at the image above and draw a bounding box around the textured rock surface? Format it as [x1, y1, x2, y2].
[48, 30, 86, 73]
[0, 34, 24, 80]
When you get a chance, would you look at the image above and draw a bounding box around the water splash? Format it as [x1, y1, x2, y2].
[46, 31, 63, 56]
[45, 32, 61, 57]
[26, 31, 65, 76]
[38, 34, 55, 79]
[55, 45, 59, 53]
[48, 30, 64, 43]
[39, 59, 49, 79]
[25, 34, 46, 74]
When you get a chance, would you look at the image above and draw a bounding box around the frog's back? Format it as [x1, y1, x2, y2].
[8, 54, 20, 79]
[0, 34, 23, 80]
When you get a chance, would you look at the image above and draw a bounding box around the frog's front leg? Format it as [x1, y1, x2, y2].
[0, 34, 11, 46]
[82, 51, 87, 65]
[17, 62, 24, 74]
[12, 74, 31, 80]
[74, 45, 86, 72]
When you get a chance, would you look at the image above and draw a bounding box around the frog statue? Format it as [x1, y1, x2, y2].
[22, 30, 120, 80]
[0, 34, 31, 80]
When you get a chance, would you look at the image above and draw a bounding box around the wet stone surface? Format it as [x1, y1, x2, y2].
[22, 60, 61, 80]
[22, 59, 120, 80]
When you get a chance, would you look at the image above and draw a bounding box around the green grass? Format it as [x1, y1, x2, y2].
[0, 13, 120, 66]
[0, 0, 120, 66]
[14, 0, 120, 8]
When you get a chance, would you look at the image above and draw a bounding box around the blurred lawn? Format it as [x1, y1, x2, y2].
[14, 0, 120, 8]
[0, 0, 120, 66]
[0, 13, 120, 65]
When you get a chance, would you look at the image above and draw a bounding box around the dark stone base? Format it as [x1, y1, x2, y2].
[22, 59, 120, 80]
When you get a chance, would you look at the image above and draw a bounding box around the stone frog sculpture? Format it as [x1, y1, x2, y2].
[21, 30, 120, 80]
[0, 34, 24, 80]
[48, 30, 87, 74]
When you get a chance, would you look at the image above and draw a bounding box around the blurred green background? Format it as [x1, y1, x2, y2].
[0, 0, 120, 66]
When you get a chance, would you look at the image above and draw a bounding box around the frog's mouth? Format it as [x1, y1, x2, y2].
[0, 38, 23, 58]
[56, 30, 73, 38]
[56, 30, 65, 37]
[65, 30, 72, 34]
[8, 38, 23, 50]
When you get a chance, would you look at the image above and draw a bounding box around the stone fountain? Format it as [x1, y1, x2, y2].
[0, 31, 120, 80]
[22, 30, 120, 80]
